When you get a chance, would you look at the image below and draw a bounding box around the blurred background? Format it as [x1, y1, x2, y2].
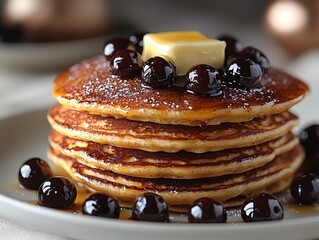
[1, 0, 319, 70]
[0, 1, 318, 238]
[0, 0, 318, 116]
[1, 0, 318, 123]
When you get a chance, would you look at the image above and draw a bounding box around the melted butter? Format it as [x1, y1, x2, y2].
[145, 31, 219, 44]
[142, 31, 225, 75]
[53, 56, 309, 122]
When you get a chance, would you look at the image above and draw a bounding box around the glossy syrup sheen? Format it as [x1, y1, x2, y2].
[17, 164, 319, 221]
[24, 182, 319, 222]
[25, 175, 132, 220]
[144, 31, 218, 44]
[53, 55, 309, 112]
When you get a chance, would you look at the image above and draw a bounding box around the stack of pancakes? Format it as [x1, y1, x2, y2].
[48, 55, 309, 212]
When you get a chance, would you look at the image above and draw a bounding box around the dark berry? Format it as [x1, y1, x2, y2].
[185, 64, 222, 96]
[303, 154, 319, 176]
[141, 56, 177, 89]
[239, 47, 270, 72]
[290, 173, 319, 205]
[226, 58, 263, 89]
[111, 49, 142, 78]
[217, 35, 244, 62]
[38, 176, 77, 208]
[82, 193, 120, 218]
[129, 32, 146, 54]
[131, 192, 169, 222]
[299, 125, 319, 158]
[18, 158, 53, 190]
[241, 193, 284, 222]
[103, 37, 131, 59]
[188, 198, 227, 223]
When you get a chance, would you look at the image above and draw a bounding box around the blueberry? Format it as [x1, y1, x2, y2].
[131, 192, 169, 222]
[290, 173, 319, 205]
[185, 64, 222, 96]
[103, 37, 131, 60]
[111, 49, 142, 78]
[217, 35, 244, 63]
[188, 198, 227, 223]
[18, 157, 53, 190]
[129, 32, 147, 54]
[226, 58, 263, 89]
[38, 176, 77, 208]
[239, 47, 270, 72]
[241, 193, 284, 222]
[82, 193, 120, 218]
[141, 56, 176, 89]
[299, 125, 319, 158]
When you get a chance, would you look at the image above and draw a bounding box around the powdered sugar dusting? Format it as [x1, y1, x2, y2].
[55, 55, 308, 112]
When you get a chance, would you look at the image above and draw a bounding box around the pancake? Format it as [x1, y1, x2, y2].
[48, 104, 299, 153]
[48, 144, 304, 212]
[49, 130, 299, 179]
[53, 55, 308, 126]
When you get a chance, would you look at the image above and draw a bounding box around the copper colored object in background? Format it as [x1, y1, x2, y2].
[1, 0, 112, 42]
[264, 0, 319, 55]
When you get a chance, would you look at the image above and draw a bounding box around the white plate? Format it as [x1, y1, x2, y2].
[0, 36, 106, 71]
[0, 81, 318, 240]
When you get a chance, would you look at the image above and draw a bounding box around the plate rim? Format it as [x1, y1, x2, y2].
[1, 106, 319, 240]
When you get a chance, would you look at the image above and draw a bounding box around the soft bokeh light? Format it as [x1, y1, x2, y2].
[5, 0, 38, 22]
[267, 0, 308, 34]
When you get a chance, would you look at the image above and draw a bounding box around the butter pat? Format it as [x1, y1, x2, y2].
[142, 31, 226, 75]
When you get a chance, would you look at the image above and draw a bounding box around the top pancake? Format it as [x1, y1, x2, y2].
[53, 55, 308, 126]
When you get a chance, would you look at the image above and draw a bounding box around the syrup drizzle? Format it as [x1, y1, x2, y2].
[19, 169, 319, 223]
[54, 56, 309, 114]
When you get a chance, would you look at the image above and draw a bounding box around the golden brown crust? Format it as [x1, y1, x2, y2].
[48, 144, 304, 212]
[49, 130, 299, 179]
[47, 104, 299, 153]
[53, 55, 309, 126]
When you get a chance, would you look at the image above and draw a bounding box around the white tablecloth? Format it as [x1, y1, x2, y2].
[0, 218, 70, 240]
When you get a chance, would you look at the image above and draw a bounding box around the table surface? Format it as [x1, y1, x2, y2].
[0, 69, 70, 239]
